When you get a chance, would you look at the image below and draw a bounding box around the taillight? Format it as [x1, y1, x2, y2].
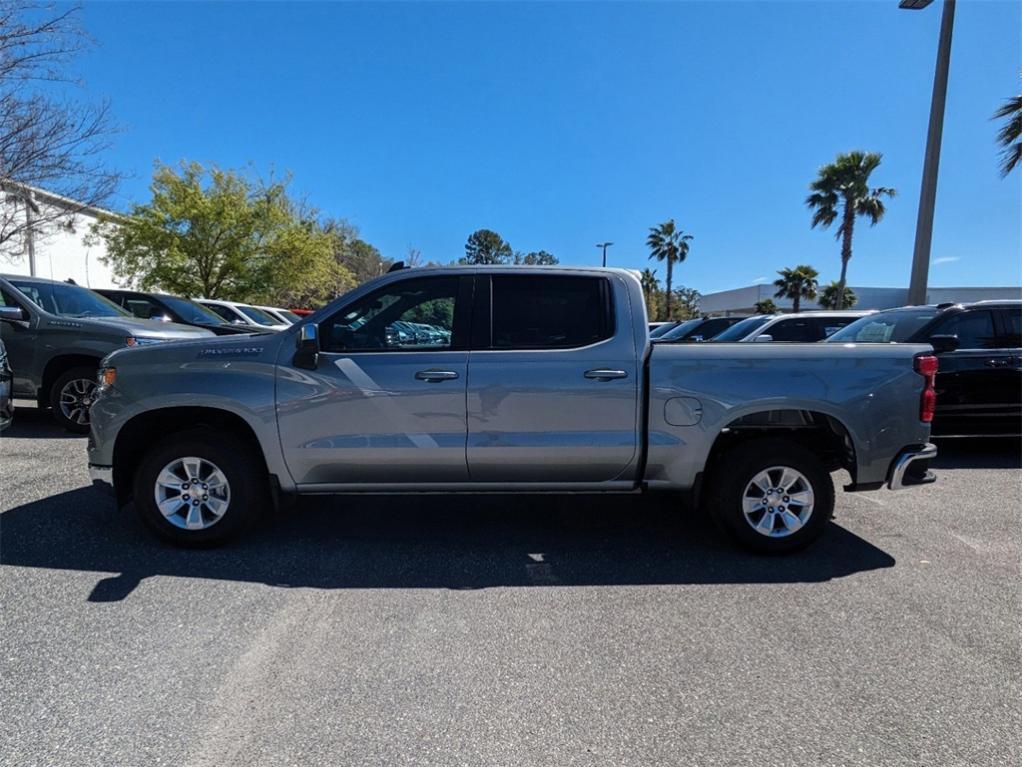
[914, 354, 938, 423]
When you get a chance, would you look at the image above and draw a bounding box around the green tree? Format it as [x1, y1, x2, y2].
[993, 91, 1022, 176]
[640, 268, 660, 320]
[513, 250, 559, 265]
[754, 298, 778, 314]
[806, 151, 895, 309]
[94, 161, 345, 305]
[818, 281, 857, 310]
[646, 219, 693, 320]
[671, 286, 701, 320]
[461, 229, 512, 264]
[773, 265, 819, 313]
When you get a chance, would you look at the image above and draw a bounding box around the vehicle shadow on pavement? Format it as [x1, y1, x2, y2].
[2, 406, 84, 440]
[932, 437, 1021, 470]
[1, 485, 895, 602]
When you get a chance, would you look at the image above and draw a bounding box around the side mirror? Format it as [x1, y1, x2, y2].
[293, 323, 320, 370]
[753, 334, 773, 343]
[0, 305, 27, 322]
[929, 334, 959, 354]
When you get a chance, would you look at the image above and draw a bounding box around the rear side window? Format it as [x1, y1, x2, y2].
[765, 318, 819, 342]
[997, 307, 1021, 348]
[929, 310, 997, 349]
[491, 275, 612, 349]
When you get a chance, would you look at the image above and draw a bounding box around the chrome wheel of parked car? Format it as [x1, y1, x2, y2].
[59, 377, 96, 426]
[742, 466, 815, 538]
[153, 456, 231, 531]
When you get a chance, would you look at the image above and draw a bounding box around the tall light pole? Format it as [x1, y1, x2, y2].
[596, 242, 613, 267]
[901, 0, 956, 305]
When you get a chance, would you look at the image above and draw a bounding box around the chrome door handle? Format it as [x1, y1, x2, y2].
[584, 369, 628, 381]
[415, 369, 460, 381]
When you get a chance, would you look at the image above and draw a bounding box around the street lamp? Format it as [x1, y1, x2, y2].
[901, 0, 956, 305]
[596, 242, 613, 267]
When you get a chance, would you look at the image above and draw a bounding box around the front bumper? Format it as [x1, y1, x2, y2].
[887, 443, 938, 490]
[89, 464, 114, 495]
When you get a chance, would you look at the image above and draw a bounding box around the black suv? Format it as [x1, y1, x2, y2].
[96, 289, 260, 336]
[653, 316, 747, 343]
[828, 301, 1022, 437]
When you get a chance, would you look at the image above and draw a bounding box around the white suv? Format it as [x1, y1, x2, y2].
[195, 299, 290, 331]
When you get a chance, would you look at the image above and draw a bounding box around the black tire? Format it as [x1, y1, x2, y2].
[132, 428, 268, 547]
[706, 438, 834, 554]
[50, 366, 98, 434]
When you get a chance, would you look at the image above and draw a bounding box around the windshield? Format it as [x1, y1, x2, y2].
[160, 295, 228, 324]
[237, 304, 282, 326]
[649, 322, 677, 338]
[709, 315, 772, 342]
[827, 308, 940, 343]
[825, 308, 936, 343]
[10, 280, 128, 319]
[657, 319, 702, 341]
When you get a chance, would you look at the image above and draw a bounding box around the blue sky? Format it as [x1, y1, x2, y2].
[76, 1, 1020, 293]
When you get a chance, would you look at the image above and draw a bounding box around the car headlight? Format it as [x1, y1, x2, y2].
[125, 336, 167, 347]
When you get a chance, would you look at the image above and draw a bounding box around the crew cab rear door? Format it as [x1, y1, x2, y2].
[465, 273, 640, 483]
[275, 275, 473, 485]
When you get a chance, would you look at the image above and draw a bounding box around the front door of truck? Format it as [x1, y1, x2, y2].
[0, 285, 38, 397]
[465, 274, 640, 483]
[276, 275, 473, 486]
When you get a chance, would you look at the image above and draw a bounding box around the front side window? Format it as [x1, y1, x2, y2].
[711, 315, 771, 342]
[490, 275, 612, 349]
[764, 318, 817, 342]
[205, 303, 243, 323]
[124, 297, 163, 319]
[321, 277, 460, 352]
[929, 310, 997, 350]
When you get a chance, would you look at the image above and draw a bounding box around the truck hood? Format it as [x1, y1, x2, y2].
[102, 326, 286, 367]
[47, 314, 215, 340]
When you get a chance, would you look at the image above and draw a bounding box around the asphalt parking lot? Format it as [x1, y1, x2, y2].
[1, 407, 1019, 767]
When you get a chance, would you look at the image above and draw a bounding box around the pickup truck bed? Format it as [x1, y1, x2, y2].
[87, 266, 936, 553]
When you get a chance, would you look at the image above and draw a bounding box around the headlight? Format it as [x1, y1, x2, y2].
[125, 336, 167, 347]
[97, 367, 117, 387]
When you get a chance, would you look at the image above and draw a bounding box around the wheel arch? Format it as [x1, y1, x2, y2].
[39, 354, 102, 407]
[112, 406, 270, 506]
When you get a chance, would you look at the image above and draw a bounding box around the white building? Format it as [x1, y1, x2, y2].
[699, 283, 1022, 315]
[0, 186, 120, 289]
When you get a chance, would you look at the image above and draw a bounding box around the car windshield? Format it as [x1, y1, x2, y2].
[827, 308, 940, 343]
[159, 295, 229, 324]
[649, 322, 677, 338]
[237, 304, 282, 326]
[709, 315, 772, 342]
[657, 319, 702, 341]
[9, 280, 127, 319]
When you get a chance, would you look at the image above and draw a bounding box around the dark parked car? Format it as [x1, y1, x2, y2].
[96, 289, 261, 336]
[828, 301, 1022, 437]
[654, 316, 747, 343]
[0, 338, 12, 432]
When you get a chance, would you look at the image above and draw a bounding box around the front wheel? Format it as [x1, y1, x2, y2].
[707, 438, 835, 554]
[50, 366, 99, 433]
[132, 429, 268, 546]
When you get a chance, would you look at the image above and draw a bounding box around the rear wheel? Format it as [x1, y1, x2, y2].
[132, 429, 268, 546]
[707, 438, 834, 554]
[50, 366, 98, 434]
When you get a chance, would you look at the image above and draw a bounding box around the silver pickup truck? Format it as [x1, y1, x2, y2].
[87, 267, 937, 553]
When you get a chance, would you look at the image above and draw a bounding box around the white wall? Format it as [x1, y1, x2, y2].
[0, 200, 118, 289]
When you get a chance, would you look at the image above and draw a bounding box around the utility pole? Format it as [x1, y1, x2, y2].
[902, 0, 956, 305]
[24, 190, 38, 276]
[596, 242, 613, 267]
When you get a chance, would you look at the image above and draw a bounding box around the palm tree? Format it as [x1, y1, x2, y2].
[993, 93, 1022, 176]
[818, 281, 857, 310]
[646, 219, 693, 320]
[774, 265, 819, 313]
[640, 268, 660, 320]
[753, 298, 777, 315]
[806, 151, 895, 309]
